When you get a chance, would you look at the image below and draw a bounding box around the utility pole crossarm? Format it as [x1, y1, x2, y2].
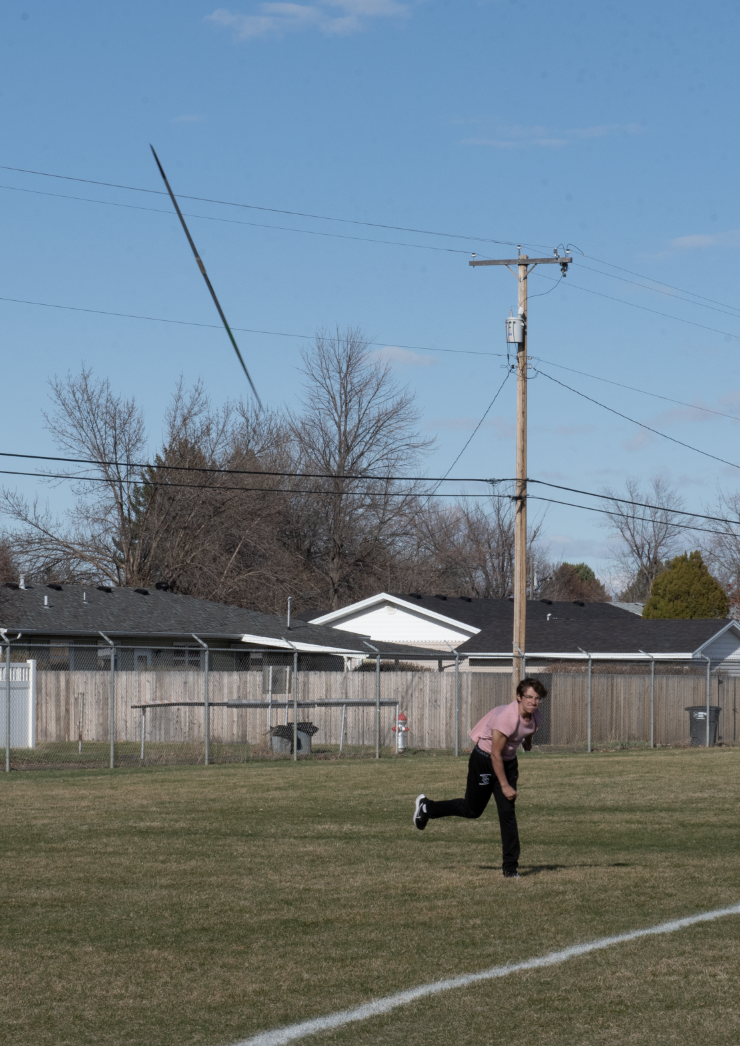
[469, 257, 572, 267]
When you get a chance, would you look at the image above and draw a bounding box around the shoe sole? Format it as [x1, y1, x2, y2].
[413, 794, 427, 830]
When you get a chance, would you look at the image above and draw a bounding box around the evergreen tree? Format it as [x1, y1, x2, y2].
[540, 561, 610, 602]
[643, 551, 729, 619]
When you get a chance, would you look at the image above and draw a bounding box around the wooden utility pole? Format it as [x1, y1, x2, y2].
[470, 248, 572, 692]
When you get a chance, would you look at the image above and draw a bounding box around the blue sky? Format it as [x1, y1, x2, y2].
[1, 0, 739, 587]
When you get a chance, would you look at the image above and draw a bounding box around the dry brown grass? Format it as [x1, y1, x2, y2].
[1, 748, 739, 1045]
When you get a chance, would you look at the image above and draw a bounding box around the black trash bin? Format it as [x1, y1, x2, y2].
[685, 706, 721, 747]
[270, 722, 319, 755]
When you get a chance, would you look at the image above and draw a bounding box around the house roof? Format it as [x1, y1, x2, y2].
[0, 583, 380, 654]
[311, 592, 635, 634]
[458, 611, 737, 657]
[311, 592, 486, 635]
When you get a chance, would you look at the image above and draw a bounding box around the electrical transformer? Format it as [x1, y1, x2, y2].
[505, 312, 524, 344]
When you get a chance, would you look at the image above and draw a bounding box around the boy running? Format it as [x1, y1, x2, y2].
[413, 678, 547, 878]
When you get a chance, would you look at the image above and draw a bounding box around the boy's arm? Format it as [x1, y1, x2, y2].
[490, 730, 517, 799]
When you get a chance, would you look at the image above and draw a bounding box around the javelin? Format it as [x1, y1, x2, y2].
[150, 145, 262, 407]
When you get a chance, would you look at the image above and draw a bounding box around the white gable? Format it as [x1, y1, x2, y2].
[310, 593, 479, 648]
[696, 622, 740, 673]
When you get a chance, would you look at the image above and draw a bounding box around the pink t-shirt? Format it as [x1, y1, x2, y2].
[469, 700, 542, 760]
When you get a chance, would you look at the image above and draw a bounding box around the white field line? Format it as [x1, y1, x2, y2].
[234, 903, 740, 1046]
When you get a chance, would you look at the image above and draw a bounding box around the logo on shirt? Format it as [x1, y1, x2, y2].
[479, 773, 491, 786]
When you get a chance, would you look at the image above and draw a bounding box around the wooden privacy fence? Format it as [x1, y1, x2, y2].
[34, 669, 740, 750]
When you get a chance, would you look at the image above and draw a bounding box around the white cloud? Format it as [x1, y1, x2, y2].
[206, 0, 407, 39]
[719, 389, 740, 413]
[654, 404, 717, 427]
[570, 122, 642, 139]
[429, 414, 512, 437]
[461, 137, 567, 149]
[666, 229, 740, 252]
[373, 345, 437, 367]
[461, 122, 643, 150]
[553, 424, 596, 436]
[623, 430, 655, 453]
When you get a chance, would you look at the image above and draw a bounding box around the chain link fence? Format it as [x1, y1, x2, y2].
[1, 642, 736, 770]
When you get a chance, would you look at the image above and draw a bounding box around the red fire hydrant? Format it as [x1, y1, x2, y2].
[392, 711, 409, 754]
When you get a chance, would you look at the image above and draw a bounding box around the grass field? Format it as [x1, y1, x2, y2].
[2, 748, 740, 1046]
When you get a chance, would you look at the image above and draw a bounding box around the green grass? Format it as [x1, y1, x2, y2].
[2, 748, 740, 1046]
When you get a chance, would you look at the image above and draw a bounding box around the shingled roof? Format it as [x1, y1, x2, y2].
[387, 594, 630, 630]
[458, 609, 735, 656]
[0, 583, 378, 654]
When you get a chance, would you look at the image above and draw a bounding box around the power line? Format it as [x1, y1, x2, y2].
[13, 177, 740, 332]
[0, 449, 501, 484]
[0, 293, 507, 360]
[7, 163, 740, 333]
[574, 259, 740, 321]
[0, 183, 480, 257]
[4, 289, 738, 435]
[428, 371, 512, 496]
[528, 494, 730, 538]
[532, 354, 740, 423]
[535, 367, 740, 472]
[1, 464, 734, 537]
[7, 169, 740, 328]
[0, 163, 552, 251]
[572, 248, 740, 316]
[533, 270, 740, 341]
[2, 444, 739, 529]
[150, 145, 261, 407]
[527, 479, 740, 527]
[0, 467, 407, 495]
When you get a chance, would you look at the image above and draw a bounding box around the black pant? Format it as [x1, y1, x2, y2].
[425, 748, 520, 873]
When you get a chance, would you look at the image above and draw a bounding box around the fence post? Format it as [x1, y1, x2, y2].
[515, 644, 526, 680]
[579, 647, 592, 752]
[445, 642, 460, 757]
[140, 707, 146, 762]
[588, 656, 592, 752]
[4, 637, 10, 773]
[639, 650, 655, 748]
[28, 659, 36, 750]
[364, 642, 381, 759]
[192, 636, 209, 766]
[455, 651, 460, 757]
[293, 650, 299, 761]
[703, 654, 711, 748]
[1, 632, 22, 771]
[282, 639, 300, 761]
[99, 632, 115, 769]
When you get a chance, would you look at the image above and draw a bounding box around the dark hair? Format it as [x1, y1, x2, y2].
[517, 677, 548, 699]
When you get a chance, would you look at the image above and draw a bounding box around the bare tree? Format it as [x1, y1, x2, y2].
[700, 488, 740, 618]
[1, 368, 148, 585]
[118, 383, 309, 612]
[288, 327, 433, 609]
[413, 491, 548, 599]
[600, 476, 687, 600]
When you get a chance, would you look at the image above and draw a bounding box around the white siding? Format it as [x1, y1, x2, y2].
[328, 602, 475, 646]
[702, 628, 740, 674]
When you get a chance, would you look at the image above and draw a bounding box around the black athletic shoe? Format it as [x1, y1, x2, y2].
[502, 870, 521, 879]
[413, 794, 429, 830]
